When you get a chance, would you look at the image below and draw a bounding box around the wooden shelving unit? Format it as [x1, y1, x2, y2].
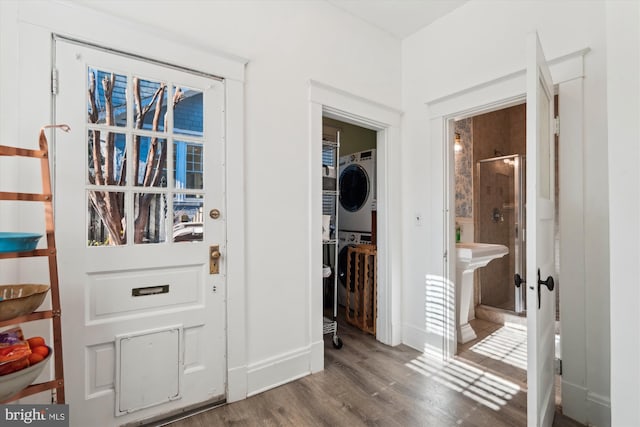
[345, 244, 377, 335]
[0, 125, 66, 403]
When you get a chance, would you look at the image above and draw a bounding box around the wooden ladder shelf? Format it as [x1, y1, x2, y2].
[0, 125, 68, 403]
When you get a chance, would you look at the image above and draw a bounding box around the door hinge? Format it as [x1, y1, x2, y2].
[554, 116, 560, 136]
[555, 358, 562, 375]
[51, 68, 59, 95]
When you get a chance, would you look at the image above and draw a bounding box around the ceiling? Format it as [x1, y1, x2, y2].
[326, 0, 468, 39]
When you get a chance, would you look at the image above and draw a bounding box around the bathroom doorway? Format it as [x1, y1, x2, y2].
[453, 100, 561, 398]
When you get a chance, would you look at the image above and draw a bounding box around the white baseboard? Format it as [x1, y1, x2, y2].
[587, 391, 611, 427]
[310, 339, 324, 373]
[227, 365, 248, 403]
[402, 323, 445, 355]
[390, 322, 402, 347]
[246, 346, 312, 397]
[402, 323, 427, 352]
[562, 380, 588, 424]
[561, 380, 611, 427]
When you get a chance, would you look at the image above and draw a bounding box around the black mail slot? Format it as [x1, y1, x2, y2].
[132, 285, 169, 297]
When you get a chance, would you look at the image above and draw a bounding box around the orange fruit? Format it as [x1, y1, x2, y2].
[32, 346, 49, 358]
[28, 353, 44, 365]
[27, 337, 45, 348]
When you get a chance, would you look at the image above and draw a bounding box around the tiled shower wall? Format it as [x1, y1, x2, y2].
[473, 104, 526, 311]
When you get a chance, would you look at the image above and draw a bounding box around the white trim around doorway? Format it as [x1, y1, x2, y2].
[426, 47, 591, 423]
[308, 80, 403, 372]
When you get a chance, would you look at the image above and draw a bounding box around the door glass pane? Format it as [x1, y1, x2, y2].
[87, 68, 127, 127]
[134, 136, 167, 187]
[173, 87, 203, 137]
[84, 65, 211, 247]
[174, 141, 203, 190]
[87, 130, 126, 185]
[173, 194, 203, 242]
[538, 78, 551, 199]
[88, 191, 126, 246]
[134, 193, 167, 244]
[133, 78, 168, 132]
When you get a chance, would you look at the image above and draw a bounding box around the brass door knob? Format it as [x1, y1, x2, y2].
[209, 245, 221, 274]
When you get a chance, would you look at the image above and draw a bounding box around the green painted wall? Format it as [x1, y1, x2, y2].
[323, 117, 376, 156]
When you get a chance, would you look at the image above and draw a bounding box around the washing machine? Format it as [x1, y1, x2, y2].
[337, 230, 372, 309]
[339, 149, 376, 233]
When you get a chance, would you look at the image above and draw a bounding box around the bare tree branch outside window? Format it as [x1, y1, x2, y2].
[87, 71, 184, 245]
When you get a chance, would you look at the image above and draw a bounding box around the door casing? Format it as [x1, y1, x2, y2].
[429, 47, 589, 422]
[309, 80, 403, 373]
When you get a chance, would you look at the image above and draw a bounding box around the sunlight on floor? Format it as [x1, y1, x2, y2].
[406, 354, 521, 411]
[470, 325, 527, 370]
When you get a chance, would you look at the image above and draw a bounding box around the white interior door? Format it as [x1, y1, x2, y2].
[54, 40, 226, 426]
[526, 32, 557, 427]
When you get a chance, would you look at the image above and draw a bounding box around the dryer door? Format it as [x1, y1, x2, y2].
[339, 164, 370, 212]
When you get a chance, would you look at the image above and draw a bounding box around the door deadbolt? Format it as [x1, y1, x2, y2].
[514, 273, 525, 288]
[210, 245, 221, 274]
[209, 209, 221, 219]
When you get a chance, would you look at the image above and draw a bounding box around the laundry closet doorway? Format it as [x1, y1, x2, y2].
[324, 118, 377, 327]
[310, 81, 403, 366]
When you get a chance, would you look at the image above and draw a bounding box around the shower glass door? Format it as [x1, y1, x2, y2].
[476, 155, 526, 313]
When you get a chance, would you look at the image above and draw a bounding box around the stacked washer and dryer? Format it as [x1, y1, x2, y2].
[337, 149, 376, 308]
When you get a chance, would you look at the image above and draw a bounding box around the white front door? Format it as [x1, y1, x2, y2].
[54, 40, 227, 426]
[526, 32, 557, 427]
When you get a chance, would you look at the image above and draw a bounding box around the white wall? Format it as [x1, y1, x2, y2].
[2, 0, 630, 424]
[607, 2, 640, 426]
[0, 0, 18, 285]
[0, 0, 401, 408]
[401, 1, 610, 425]
[72, 0, 401, 371]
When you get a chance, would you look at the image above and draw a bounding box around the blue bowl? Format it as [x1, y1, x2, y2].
[0, 233, 43, 253]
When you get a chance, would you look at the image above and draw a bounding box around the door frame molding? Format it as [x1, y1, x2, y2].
[308, 80, 403, 371]
[7, 0, 249, 409]
[427, 47, 590, 422]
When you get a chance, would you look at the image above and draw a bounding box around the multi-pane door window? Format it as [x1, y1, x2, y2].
[86, 67, 205, 246]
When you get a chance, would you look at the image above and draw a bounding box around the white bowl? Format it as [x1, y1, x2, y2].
[0, 346, 52, 402]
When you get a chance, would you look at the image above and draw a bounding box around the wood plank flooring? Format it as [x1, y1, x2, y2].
[166, 319, 584, 427]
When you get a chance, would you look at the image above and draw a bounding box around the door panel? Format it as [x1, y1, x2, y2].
[55, 40, 226, 425]
[526, 32, 556, 427]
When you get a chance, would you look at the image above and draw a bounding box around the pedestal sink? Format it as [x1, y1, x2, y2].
[455, 242, 509, 344]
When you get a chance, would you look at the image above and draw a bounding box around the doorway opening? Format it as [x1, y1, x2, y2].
[452, 99, 562, 406]
[310, 79, 403, 369]
[322, 117, 378, 346]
